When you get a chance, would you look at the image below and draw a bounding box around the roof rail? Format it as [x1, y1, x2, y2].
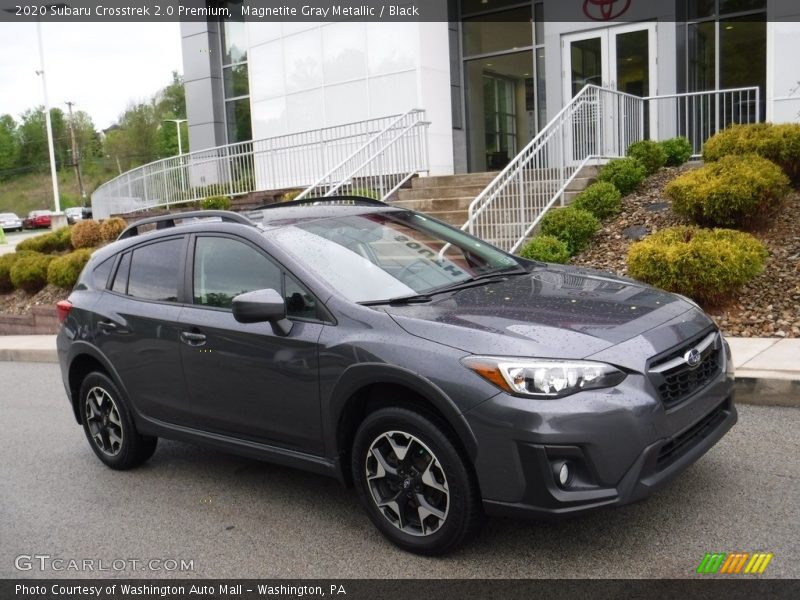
[254, 196, 388, 211]
[117, 210, 255, 240]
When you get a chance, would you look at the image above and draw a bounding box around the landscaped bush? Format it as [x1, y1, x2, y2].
[626, 140, 667, 175]
[666, 154, 789, 228]
[200, 195, 231, 210]
[100, 217, 127, 243]
[627, 226, 768, 305]
[350, 187, 380, 200]
[47, 249, 93, 289]
[70, 219, 103, 249]
[281, 190, 302, 202]
[518, 235, 571, 264]
[539, 206, 599, 255]
[597, 157, 647, 195]
[703, 123, 800, 184]
[572, 181, 622, 220]
[9, 252, 56, 293]
[0, 252, 21, 293]
[659, 136, 693, 166]
[16, 227, 72, 254]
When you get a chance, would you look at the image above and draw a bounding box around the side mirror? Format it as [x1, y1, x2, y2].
[232, 288, 293, 336]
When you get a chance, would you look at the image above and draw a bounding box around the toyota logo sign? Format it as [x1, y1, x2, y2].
[583, 0, 633, 21]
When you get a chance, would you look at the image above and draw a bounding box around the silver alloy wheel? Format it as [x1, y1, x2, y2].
[84, 386, 124, 456]
[365, 430, 449, 537]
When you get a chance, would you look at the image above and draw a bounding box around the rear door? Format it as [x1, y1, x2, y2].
[178, 234, 325, 455]
[92, 235, 191, 425]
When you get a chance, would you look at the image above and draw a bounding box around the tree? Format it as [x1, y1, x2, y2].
[0, 114, 19, 180]
[16, 107, 69, 171]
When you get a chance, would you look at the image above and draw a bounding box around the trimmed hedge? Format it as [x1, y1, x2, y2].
[703, 123, 800, 185]
[0, 252, 21, 293]
[572, 181, 622, 220]
[660, 136, 693, 166]
[665, 154, 789, 228]
[47, 249, 93, 289]
[9, 252, 56, 293]
[518, 235, 571, 264]
[627, 140, 667, 175]
[100, 217, 127, 243]
[70, 219, 103, 249]
[597, 157, 647, 195]
[539, 206, 599, 255]
[200, 195, 231, 210]
[627, 226, 768, 305]
[16, 227, 72, 254]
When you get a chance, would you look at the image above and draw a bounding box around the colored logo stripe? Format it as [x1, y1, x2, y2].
[697, 552, 773, 574]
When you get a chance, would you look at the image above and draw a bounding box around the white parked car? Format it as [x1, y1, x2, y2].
[65, 207, 84, 224]
[0, 212, 23, 231]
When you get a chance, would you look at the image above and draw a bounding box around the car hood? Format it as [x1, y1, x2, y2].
[382, 264, 711, 363]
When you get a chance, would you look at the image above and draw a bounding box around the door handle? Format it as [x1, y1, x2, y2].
[98, 320, 119, 332]
[181, 330, 207, 346]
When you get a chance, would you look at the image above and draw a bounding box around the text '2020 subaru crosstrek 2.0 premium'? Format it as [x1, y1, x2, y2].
[57, 199, 736, 555]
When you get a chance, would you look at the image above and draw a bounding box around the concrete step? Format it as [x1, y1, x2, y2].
[565, 176, 596, 192]
[397, 184, 486, 201]
[391, 197, 476, 212]
[424, 210, 470, 226]
[412, 172, 500, 189]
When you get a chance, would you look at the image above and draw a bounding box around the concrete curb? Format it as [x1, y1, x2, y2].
[0, 347, 58, 363]
[734, 377, 800, 408]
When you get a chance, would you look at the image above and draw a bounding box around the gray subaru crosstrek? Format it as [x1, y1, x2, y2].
[56, 199, 736, 555]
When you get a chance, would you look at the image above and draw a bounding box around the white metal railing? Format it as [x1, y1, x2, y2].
[464, 85, 645, 253]
[91, 112, 430, 219]
[296, 109, 429, 201]
[645, 86, 760, 156]
[464, 85, 761, 253]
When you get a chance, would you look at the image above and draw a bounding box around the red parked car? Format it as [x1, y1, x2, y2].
[23, 210, 52, 229]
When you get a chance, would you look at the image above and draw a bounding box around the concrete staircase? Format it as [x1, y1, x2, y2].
[390, 165, 599, 228]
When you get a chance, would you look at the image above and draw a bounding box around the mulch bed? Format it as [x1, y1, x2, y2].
[571, 164, 800, 338]
[0, 285, 67, 317]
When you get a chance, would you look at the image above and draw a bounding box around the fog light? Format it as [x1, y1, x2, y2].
[554, 461, 572, 488]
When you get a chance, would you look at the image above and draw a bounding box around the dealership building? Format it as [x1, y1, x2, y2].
[179, 0, 799, 178]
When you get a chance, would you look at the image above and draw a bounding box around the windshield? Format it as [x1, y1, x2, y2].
[272, 211, 521, 303]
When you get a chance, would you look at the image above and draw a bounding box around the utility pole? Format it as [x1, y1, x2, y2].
[65, 101, 86, 204]
[36, 21, 60, 214]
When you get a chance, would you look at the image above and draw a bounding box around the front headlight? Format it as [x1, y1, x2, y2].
[461, 356, 626, 399]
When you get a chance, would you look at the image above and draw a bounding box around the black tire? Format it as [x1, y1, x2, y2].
[78, 372, 157, 470]
[351, 406, 483, 555]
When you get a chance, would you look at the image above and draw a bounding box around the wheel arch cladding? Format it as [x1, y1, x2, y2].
[67, 351, 115, 424]
[329, 365, 479, 486]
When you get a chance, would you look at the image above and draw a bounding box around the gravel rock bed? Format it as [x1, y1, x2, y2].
[0, 285, 66, 317]
[570, 163, 800, 338]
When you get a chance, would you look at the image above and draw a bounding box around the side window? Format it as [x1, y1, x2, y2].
[111, 252, 131, 294]
[285, 273, 318, 320]
[127, 239, 183, 302]
[193, 237, 281, 309]
[92, 257, 114, 290]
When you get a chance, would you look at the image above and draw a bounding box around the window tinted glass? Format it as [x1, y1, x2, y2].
[127, 239, 183, 302]
[92, 257, 114, 290]
[193, 237, 280, 309]
[284, 273, 318, 320]
[111, 252, 131, 294]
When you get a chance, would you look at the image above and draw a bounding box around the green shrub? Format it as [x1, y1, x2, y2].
[70, 219, 103, 249]
[350, 187, 380, 200]
[659, 136, 693, 166]
[0, 252, 22, 293]
[666, 154, 789, 228]
[597, 157, 647, 195]
[539, 206, 600, 255]
[100, 217, 127, 243]
[281, 190, 303, 202]
[703, 123, 800, 184]
[626, 140, 667, 175]
[16, 227, 72, 254]
[47, 249, 93, 289]
[627, 226, 768, 305]
[572, 181, 622, 220]
[518, 235, 571, 264]
[200, 195, 231, 210]
[9, 252, 56, 293]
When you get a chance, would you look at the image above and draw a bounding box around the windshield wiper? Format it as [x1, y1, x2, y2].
[359, 293, 433, 306]
[424, 267, 528, 295]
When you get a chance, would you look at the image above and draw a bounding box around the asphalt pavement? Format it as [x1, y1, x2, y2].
[0, 362, 798, 579]
[0, 229, 47, 255]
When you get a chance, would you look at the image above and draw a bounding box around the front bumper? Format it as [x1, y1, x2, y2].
[464, 366, 736, 519]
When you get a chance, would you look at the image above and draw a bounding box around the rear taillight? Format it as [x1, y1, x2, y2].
[56, 300, 72, 324]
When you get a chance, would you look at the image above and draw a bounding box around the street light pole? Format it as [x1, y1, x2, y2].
[36, 21, 61, 215]
[163, 118, 188, 194]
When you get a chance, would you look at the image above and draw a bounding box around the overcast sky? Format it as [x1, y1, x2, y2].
[0, 22, 183, 130]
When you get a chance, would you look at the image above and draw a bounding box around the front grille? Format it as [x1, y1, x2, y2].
[648, 330, 722, 409]
[657, 399, 729, 467]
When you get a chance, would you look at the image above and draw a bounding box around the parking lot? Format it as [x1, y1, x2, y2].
[0, 361, 798, 579]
